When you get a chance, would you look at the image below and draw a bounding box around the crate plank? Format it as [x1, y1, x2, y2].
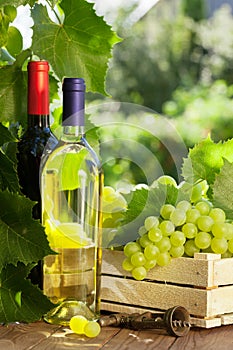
[101, 275, 209, 316]
[102, 250, 233, 288]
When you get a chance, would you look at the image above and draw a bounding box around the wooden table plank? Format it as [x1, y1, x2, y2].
[1, 322, 233, 349]
[31, 326, 121, 350]
[0, 322, 60, 350]
[100, 328, 176, 350]
[169, 325, 233, 350]
[0, 322, 120, 350]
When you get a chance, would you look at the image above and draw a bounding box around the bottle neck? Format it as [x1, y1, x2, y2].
[61, 125, 85, 142]
[62, 78, 85, 128]
[28, 114, 50, 128]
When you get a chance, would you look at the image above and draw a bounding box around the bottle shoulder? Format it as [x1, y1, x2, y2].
[42, 137, 101, 171]
[18, 128, 58, 157]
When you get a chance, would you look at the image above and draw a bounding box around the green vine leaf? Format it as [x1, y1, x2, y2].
[213, 159, 233, 220]
[0, 191, 55, 272]
[0, 262, 53, 323]
[182, 136, 233, 186]
[0, 123, 16, 146]
[0, 1, 33, 6]
[31, 0, 121, 94]
[0, 152, 20, 192]
[0, 49, 31, 123]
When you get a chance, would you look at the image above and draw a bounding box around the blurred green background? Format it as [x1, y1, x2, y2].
[87, 0, 233, 189]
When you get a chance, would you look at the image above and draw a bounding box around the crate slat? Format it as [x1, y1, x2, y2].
[102, 250, 224, 288]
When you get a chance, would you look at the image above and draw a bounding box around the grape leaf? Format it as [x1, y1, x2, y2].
[0, 191, 55, 272]
[0, 123, 16, 146]
[212, 159, 233, 220]
[0, 49, 31, 123]
[0, 262, 53, 323]
[0, 1, 32, 6]
[31, 0, 121, 94]
[0, 124, 20, 192]
[0, 8, 9, 46]
[0, 152, 20, 192]
[182, 136, 233, 185]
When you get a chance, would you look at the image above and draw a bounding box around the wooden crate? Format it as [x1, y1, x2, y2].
[101, 249, 233, 328]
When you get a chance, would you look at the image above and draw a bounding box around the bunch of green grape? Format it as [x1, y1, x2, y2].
[122, 191, 233, 281]
[102, 186, 127, 247]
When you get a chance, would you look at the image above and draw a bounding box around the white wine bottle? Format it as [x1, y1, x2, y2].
[41, 78, 103, 325]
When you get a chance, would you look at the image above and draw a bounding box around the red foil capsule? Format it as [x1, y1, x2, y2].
[27, 61, 49, 115]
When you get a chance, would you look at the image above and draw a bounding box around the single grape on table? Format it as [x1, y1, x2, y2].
[70, 315, 101, 338]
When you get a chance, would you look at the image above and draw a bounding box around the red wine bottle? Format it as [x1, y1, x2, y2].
[17, 61, 57, 288]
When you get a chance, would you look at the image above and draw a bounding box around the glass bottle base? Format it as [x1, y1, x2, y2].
[43, 300, 97, 326]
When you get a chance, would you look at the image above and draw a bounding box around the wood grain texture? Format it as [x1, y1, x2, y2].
[102, 250, 233, 288]
[100, 328, 176, 350]
[0, 322, 60, 350]
[0, 322, 233, 349]
[169, 325, 233, 350]
[101, 275, 209, 316]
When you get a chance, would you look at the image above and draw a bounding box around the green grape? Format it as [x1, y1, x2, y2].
[122, 258, 134, 271]
[176, 200, 192, 212]
[144, 259, 157, 270]
[131, 252, 146, 267]
[211, 237, 228, 254]
[184, 239, 200, 257]
[156, 237, 171, 252]
[170, 231, 186, 247]
[194, 231, 212, 249]
[138, 225, 147, 236]
[148, 227, 163, 242]
[132, 266, 147, 280]
[222, 250, 233, 258]
[144, 244, 159, 260]
[102, 217, 117, 228]
[191, 183, 202, 203]
[157, 175, 177, 187]
[195, 200, 212, 215]
[225, 223, 233, 240]
[170, 208, 186, 226]
[160, 204, 175, 219]
[159, 220, 175, 236]
[124, 242, 141, 257]
[182, 223, 198, 239]
[156, 252, 171, 266]
[144, 216, 159, 231]
[201, 246, 213, 254]
[228, 239, 233, 254]
[84, 321, 101, 338]
[186, 208, 201, 224]
[197, 216, 214, 232]
[139, 233, 152, 248]
[209, 208, 226, 223]
[102, 186, 127, 216]
[169, 245, 185, 258]
[70, 315, 88, 334]
[212, 223, 229, 238]
[199, 180, 209, 195]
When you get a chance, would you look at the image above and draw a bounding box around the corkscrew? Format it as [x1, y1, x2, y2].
[99, 306, 191, 337]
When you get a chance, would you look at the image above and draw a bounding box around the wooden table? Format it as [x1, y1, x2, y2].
[1, 321, 233, 350]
